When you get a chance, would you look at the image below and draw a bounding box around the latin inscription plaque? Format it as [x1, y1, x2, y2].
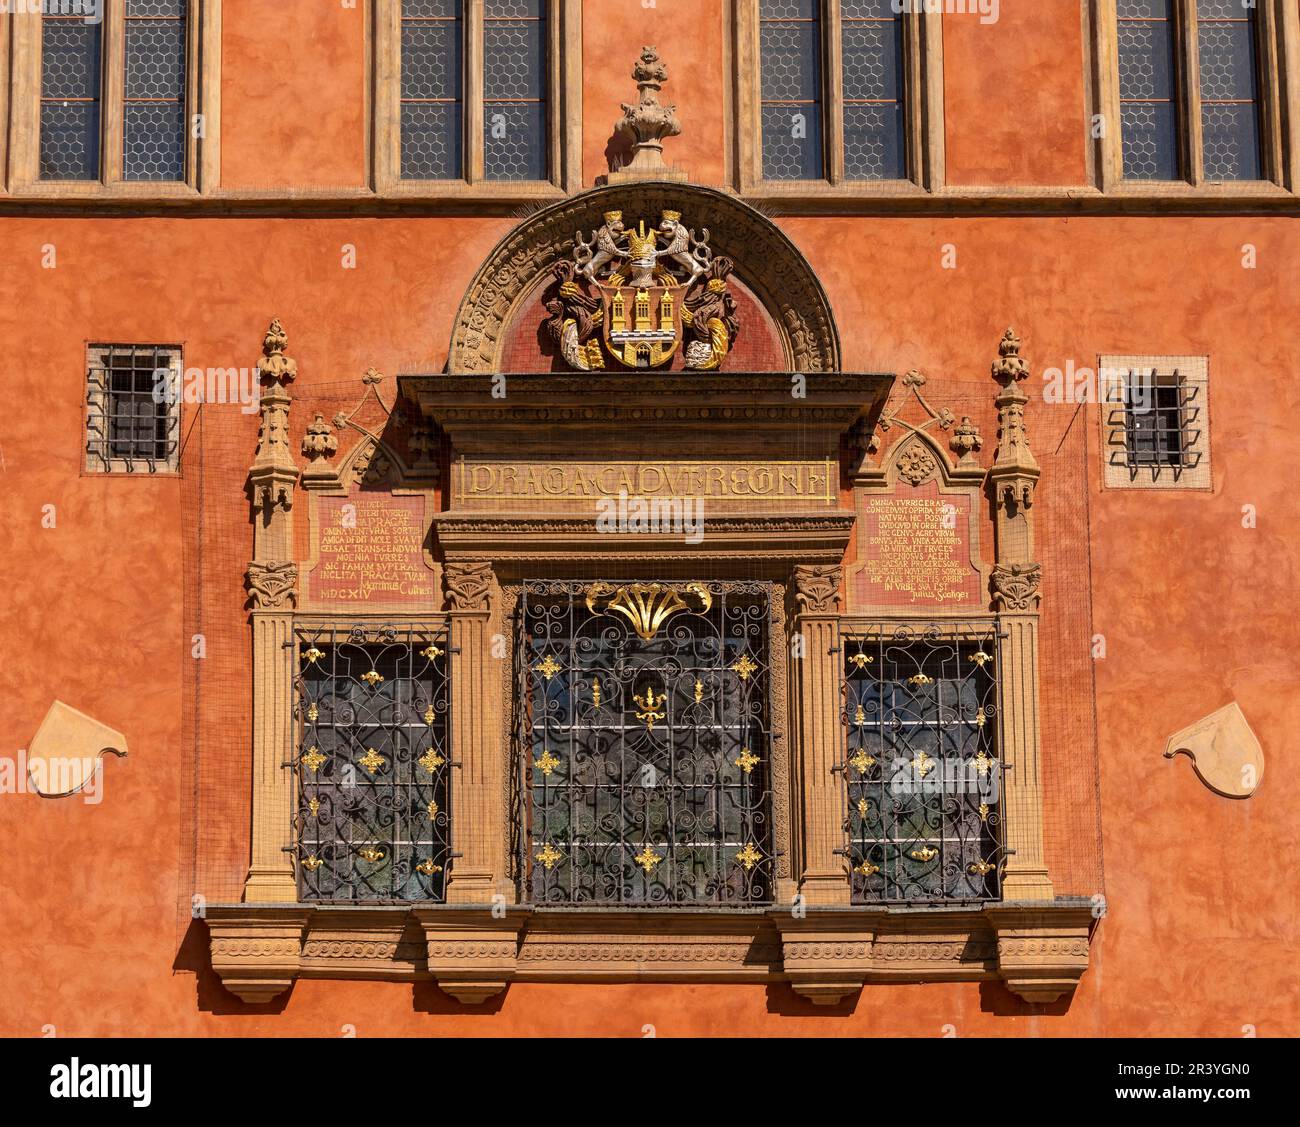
[849, 480, 984, 611]
[306, 494, 436, 608]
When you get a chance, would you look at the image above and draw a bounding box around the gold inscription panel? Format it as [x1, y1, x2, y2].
[849, 481, 984, 611]
[306, 494, 437, 608]
[453, 461, 836, 507]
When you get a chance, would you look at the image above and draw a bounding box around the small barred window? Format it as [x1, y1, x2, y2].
[84, 344, 182, 474]
[1100, 355, 1211, 489]
[295, 627, 452, 903]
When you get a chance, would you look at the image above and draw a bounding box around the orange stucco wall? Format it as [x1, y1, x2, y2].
[1, 2, 1297, 1037]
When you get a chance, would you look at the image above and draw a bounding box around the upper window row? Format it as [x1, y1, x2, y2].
[17, 0, 1295, 193]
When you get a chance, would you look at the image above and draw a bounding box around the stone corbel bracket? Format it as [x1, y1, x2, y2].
[776, 905, 1093, 1006]
[206, 903, 1092, 1008]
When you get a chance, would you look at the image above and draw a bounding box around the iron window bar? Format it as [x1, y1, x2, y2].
[1105, 367, 1203, 482]
[839, 620, 1005, 906]
[293, 620, 452, 904]
[515, 579, 776, 907]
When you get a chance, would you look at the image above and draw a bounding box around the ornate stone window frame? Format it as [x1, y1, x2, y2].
[6, 0, 220, 198]
[373, 0, 583, 201]
[1088, 0, 1300, 197]
[731, 0, 946, 205]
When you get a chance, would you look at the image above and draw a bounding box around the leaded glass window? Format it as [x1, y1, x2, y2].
[124, 0, 188, 181]
[295, 626, 452, 903]
[1117, 0, 1180, 180]
[401, 0, 464, 179]
[484, 0, 548, 181]
[843, 625, 1003, 904]
[1115, 0, 1265, 183]
[39, 2, 189, 183]
[85, 344, 181, 473]
[841, 0, 905, 180]
[1197, 0, 1261, 181]
[760, 0, 824, 180]
[40, 11, 103, 180]
[518, 581, 775, 906]
[399, 0, 551, 182]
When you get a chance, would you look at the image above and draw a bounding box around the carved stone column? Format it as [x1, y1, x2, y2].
[242, 320, 301, 904]
[787, 564, 850, 907]
[443, 561, 507, 905]
[987, 330, 1054, 902]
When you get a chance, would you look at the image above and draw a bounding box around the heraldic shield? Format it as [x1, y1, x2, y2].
[545, 209, 741, 373]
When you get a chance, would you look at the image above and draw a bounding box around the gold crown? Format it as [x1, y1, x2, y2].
[661, 210, 682, 223]
[627, 225, 658, 257]
[603, 210, 623, 224]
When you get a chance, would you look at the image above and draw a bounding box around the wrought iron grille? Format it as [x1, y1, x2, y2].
[294, 622, 451, 902]
[85, 344, 181, 472]
[1105, 368, 1203, 482]
[517, 580, 775, 906]
[841, 622, 1004, 904]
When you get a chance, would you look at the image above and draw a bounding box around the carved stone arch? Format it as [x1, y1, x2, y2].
[336, 433, 406, 491]
[882, 428, 960, 491]
[448, 181, 841, 375]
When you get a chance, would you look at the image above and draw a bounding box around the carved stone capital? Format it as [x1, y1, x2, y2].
[245, 561, 298, 610]
[444, 561, 494, 614]
[790, 564, 842, 616]
[991, 562, 1042, 612]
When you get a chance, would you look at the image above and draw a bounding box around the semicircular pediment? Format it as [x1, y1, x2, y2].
[448, 181, 841, 375]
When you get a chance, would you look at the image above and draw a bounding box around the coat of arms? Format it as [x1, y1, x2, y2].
[544, 209, 740, 372]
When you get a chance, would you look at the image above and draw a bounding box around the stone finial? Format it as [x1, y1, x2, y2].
[992, 328, 1030, 386]
[950, 416, 983, 466]
[302, 413, 338, 464]
[258, 318, 298, 389]
[609, 46, 688, 183]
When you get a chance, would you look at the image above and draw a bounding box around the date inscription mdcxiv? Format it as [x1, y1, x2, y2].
[452, 460, 836, 506]
[850, 481, 984, 611]
[306, 494, 436, 607]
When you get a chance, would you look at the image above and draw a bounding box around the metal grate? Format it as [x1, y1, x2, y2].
[516, 580, 775, 906]
[1106, 368, 1202, 481]
[123, 0, 188, 181]
[484, 0, 548, 181]
[294, 624, 452, 903]
[841, 0, 906, 180]
[760, 0, 823, 180]
[85, 344, 181, 473]
[1116, 0, 1180, 181]
[841, 622, 1005, 905]
[40, 13, 103, 180]
[401, 0, 465, 179]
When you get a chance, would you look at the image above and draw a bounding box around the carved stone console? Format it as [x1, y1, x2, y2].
[206, 902, 1092, 1007]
